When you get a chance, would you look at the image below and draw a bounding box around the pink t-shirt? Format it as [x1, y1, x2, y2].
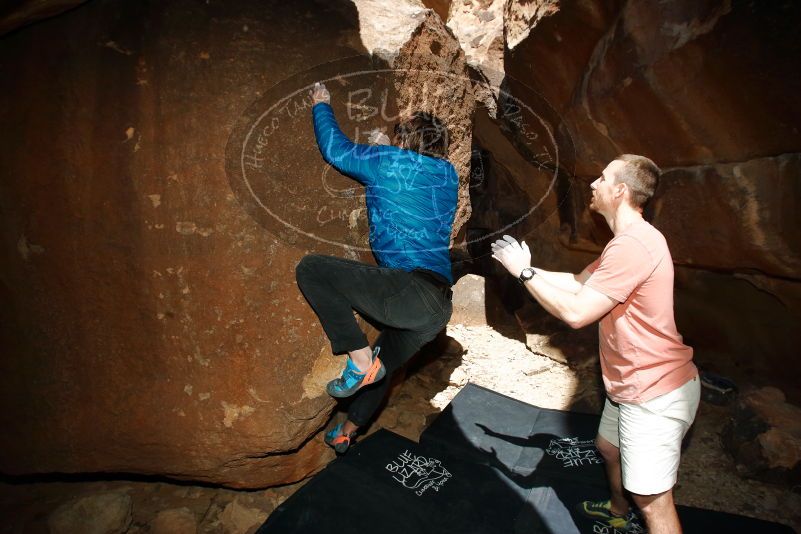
[585, 218, 697, 403]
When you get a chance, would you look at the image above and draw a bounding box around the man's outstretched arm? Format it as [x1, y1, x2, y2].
[531, 267, 591, 294]
[491, 235, 615, 329]
[310, 82, 381, 185]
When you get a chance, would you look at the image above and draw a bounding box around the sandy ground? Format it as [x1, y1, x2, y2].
[1, 323, 799, 533]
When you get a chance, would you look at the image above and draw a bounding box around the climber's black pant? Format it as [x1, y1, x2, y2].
[295, 254, 452, 426]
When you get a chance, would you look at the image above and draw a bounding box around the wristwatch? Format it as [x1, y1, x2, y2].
[518, 267, 536, 284]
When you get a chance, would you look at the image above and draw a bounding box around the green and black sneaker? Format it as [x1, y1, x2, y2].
[576, 499, 635, 533]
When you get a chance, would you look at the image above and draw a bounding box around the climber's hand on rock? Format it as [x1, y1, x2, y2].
[367, 129, 391, 145]
[310, 82, 330, 105]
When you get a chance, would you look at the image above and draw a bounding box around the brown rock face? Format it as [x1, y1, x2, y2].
[655, 155, 801, 278]
[0, 0, 393, 488]
[420, 0, 451, 22]
[1, 0, 475, 488]
[484, 0, 801, 397]
[506, 0, 801, 175]
[393, 10, 476, 235]
[723, 387, 801, 485]
[449, 274, 487, 326]
[0, 0, 88, 36]
[502, 0, 801, 276]
[3, 0, 800, 490]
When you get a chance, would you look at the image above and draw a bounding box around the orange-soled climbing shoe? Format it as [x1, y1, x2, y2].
[324, 422, 354, 454]
[326, 346, 385, 398]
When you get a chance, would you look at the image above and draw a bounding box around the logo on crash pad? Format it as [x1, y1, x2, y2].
[386, 449, 452, 496]
[546, 437, 603, 468]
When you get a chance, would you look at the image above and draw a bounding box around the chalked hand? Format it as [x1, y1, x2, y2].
[491, 234, 531, 277]
[367, 129, 391, 145]
[310, 82, 330, 105]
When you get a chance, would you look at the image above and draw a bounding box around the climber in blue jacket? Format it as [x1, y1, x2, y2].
[296, 82, 458, 453]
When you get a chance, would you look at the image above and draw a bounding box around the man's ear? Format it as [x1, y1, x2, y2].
[614, 182, 628, 200]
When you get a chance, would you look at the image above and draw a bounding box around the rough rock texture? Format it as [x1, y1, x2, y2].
[0, 0, 477, 489]
[449, 274, 487, 325]
[420, 0, 451, 23]
[393, 10, 476, 234]
[503, 0, 560, 50]
[0, 0, 88, 35]
[150, 508, 197, 534]
[0, 479, 301, 533]
[216, 498, 268, 534]
[656, 156, 801, 277]
[469, 107, 574, 259]
[350, 0, 429, 62]
[673, 268, 801, 403]
[0, 0, 384, 488]
[445, 0, 505, 114]
[505, 0, 620, 126]
[474, 0, 801, 398]
[48, 491, 132, 534]
[722, 387, 801, 485]
[515, 304, 597, 368]
[506, 0, 801, 175]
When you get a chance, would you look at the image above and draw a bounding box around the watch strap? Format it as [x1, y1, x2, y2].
[518, 267, 536, 283]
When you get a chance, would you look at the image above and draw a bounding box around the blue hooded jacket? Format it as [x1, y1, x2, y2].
[312, 103, 458, 284]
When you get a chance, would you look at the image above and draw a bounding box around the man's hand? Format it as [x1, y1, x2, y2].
[310, 82, 330, 105]
[491, 234, 531, 278]
[367, 129, 391, 145]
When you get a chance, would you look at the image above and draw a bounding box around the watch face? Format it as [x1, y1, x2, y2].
[519, 268, 534, 281]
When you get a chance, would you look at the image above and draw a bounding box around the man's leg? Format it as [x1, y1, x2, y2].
[295, 255, 380, 363]
[346, 327, 433, 429]
[595, 435, 629, 517]
[596, 398, 630, 516]
[296, 254, 420, 376]
[578, 398, 635, 529]
[631, 490, 680, 534]
[326, 330, 442, 447]
[618, 376, 701, 533]
[332, 279, 451, 445]
[296, 255, 447, 342]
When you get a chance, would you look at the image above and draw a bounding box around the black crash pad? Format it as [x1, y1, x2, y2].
[259, 428, 529, 534]
[420, 382, 607, 485]
[259, 383, 795, 534]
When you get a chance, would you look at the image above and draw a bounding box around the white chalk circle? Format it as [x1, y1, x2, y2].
[225, 55, 573, 256]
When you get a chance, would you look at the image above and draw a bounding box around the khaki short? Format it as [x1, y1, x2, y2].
[598, 376, 701, 495]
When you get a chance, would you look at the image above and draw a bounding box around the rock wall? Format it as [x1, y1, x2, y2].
[393, 10, 476, 234]
[463, 0, 801, 398]
[0, 0, 473, 487]
[2, 0, 800, 488]
[506, 0, 801, 175]
[0, 0, 87, 35]
[723, 387, 801, 485]
[0, 0, 372, 489]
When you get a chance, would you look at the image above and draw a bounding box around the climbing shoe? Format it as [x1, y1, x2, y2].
[326, 346, 386, 398]
[577, 499, 635, 532]
[324, 422, 353, 454]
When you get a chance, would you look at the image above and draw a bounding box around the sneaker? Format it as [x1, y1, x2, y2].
[577, 499, 634, 532]
[324, 422, 353, 454]
[326, 346, 386, 398]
